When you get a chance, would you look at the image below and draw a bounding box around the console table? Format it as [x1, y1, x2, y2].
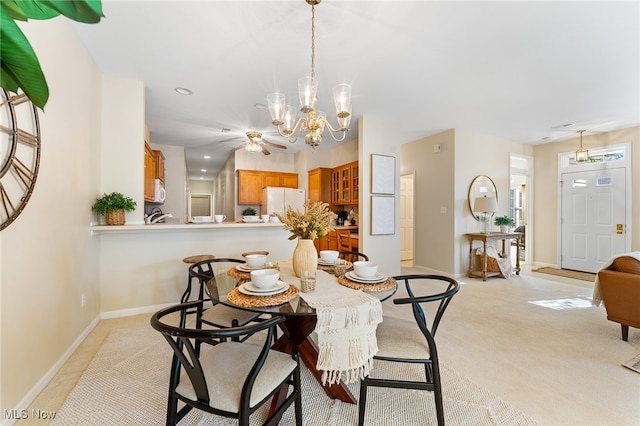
[466, 232, 522, 281]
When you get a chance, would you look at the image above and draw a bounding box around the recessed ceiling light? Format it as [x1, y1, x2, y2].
[199, 177, 204, 180]
[201, 169, 207, 172]
[203, 155, 211, 159]
[175, 87, 193, 95]
[254, 103, 266, 109]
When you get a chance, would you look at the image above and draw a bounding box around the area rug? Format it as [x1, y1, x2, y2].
[52, 327, 538, 426]
[623, 354, 640, 374]
[532, 267, 596, 282]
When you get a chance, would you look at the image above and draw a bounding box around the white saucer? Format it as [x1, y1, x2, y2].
[236, 263, 267, 272]
[318, 259, 338, 266]
[242, 218, 262, 223]
[238, 281, 288, 296]
[345, 271, 387, 283]
[191, 220, 213, 224]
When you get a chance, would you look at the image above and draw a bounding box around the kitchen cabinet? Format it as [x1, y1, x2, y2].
[308, 167, 333, 204]
[237, 170, 263, 205]
[331, 161, 359, 205]
[144, 142, 156, 202]
[237, 169, 299, 205]
[144, 142, 166, 202]
[154, 149, 165, 182]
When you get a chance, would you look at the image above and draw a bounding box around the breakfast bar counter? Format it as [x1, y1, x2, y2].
[93, 222, 297, 314]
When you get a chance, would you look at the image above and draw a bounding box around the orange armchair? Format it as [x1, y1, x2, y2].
[596, 254, 640, 341]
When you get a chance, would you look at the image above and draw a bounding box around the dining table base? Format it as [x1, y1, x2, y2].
[269, 315, 356, 422]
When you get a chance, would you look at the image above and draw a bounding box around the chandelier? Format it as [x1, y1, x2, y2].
[267, 0, 352, 148]
[575, 130, 589, 162]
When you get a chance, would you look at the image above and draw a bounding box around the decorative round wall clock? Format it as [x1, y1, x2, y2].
[0, 89, 41, 230]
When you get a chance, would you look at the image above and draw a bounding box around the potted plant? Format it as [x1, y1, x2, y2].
[494, 215, 515, 233]
[92, 192, 137, 225]
[241, 207, 257, 220]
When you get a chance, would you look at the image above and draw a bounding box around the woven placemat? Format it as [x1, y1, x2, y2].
[337, 275, 397, 292]
[226, 284, 299, 307]
[317, 260, 353, 273]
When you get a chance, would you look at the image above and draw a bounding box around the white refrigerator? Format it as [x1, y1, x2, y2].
[262, 187, 306, 217]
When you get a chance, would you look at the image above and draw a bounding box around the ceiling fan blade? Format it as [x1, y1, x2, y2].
[261, 146, 271, 155]
[261, 139, 288, 150]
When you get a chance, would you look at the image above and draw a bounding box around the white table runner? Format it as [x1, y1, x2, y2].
[279, 261, 382, 385]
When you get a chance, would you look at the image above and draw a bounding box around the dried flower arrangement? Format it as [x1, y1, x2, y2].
[277, 201, 336, 240]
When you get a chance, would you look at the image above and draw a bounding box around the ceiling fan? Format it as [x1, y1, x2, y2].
[237, 131, 288, 155]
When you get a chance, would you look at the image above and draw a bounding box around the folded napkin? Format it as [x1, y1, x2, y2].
[280, 262, 383, 385]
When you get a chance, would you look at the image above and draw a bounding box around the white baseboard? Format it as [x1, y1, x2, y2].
[99, 302, 176, 320]
[2, 302, 177, 426]
[2, 315, 100, 426]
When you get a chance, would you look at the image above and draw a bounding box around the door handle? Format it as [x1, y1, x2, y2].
[616, 224, 624, 234]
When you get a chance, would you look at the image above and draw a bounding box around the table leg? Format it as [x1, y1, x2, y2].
[269, 315, 356, 422]
[468, 237, 473, 278]
[482, 241, 488, 281]
[515, 236, 521, 275]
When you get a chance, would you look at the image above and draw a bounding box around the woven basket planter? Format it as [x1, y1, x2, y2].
[105, 209, 126, 226]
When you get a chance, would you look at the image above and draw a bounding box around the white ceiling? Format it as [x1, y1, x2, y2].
[69, 1, 640, 181]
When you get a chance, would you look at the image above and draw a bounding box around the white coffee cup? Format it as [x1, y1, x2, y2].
[214, 214, 226, 223]
[261, 214, 270, 223]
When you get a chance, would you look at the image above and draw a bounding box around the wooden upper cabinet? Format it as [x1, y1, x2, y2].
[238, 170, 263, 205]
[237, 169, 299, 205]
[331, 161, 358, 205]
[308, 167, 332, 204]
[153, 150, 165, 182]
[144, 142, 156, 202]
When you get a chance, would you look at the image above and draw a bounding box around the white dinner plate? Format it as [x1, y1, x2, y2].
[236, 263, 266, 272]
[345, 271, 387, 283]
[191, 219, 213, 224]
[238, 281, 289, 296]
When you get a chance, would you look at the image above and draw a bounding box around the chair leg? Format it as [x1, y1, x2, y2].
[622, 324, 629, 341]
[357, 379, 368, 426]
[294, 363, 303, 426]
[432, 367, 445, 426]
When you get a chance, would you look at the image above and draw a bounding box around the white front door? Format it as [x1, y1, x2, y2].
[560, 167, 626, 273]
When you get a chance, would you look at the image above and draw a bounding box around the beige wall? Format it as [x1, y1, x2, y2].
[400, 129, 534, 275]
[1, 19, 103, 411]
[358, 117, 402, 276]
[401, 130, 456, 273]
[533, 127, 640, 265]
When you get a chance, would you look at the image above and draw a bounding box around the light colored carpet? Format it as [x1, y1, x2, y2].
[531, 267, 595, 282]
[51, 327, 537, 426]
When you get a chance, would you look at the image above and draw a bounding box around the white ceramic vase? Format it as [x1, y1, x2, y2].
[292, 238, 318, 278]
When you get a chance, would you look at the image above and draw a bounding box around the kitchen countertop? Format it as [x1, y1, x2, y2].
[91, 221, 285, 233]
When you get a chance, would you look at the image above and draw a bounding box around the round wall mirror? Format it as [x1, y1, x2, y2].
[468, 175, 498, 221]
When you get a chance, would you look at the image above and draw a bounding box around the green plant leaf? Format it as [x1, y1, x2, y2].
[2, 1, 59, 20]
[39, 0, 104, 23]
[0, 10, 49, 108]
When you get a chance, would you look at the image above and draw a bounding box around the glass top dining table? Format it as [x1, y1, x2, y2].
[206, 259, 397, 409]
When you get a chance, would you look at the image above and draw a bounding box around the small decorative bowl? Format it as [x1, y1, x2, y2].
[244, 253, 267, 268]
[250, 269, 280, 289]
[319, 250, 339, 262]
[353, 261, 378, 278]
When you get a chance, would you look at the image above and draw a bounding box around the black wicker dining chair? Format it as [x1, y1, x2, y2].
[151, 301, 302, 426]
[358, 274, 460, 426]
[188, 258, 261, 331]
